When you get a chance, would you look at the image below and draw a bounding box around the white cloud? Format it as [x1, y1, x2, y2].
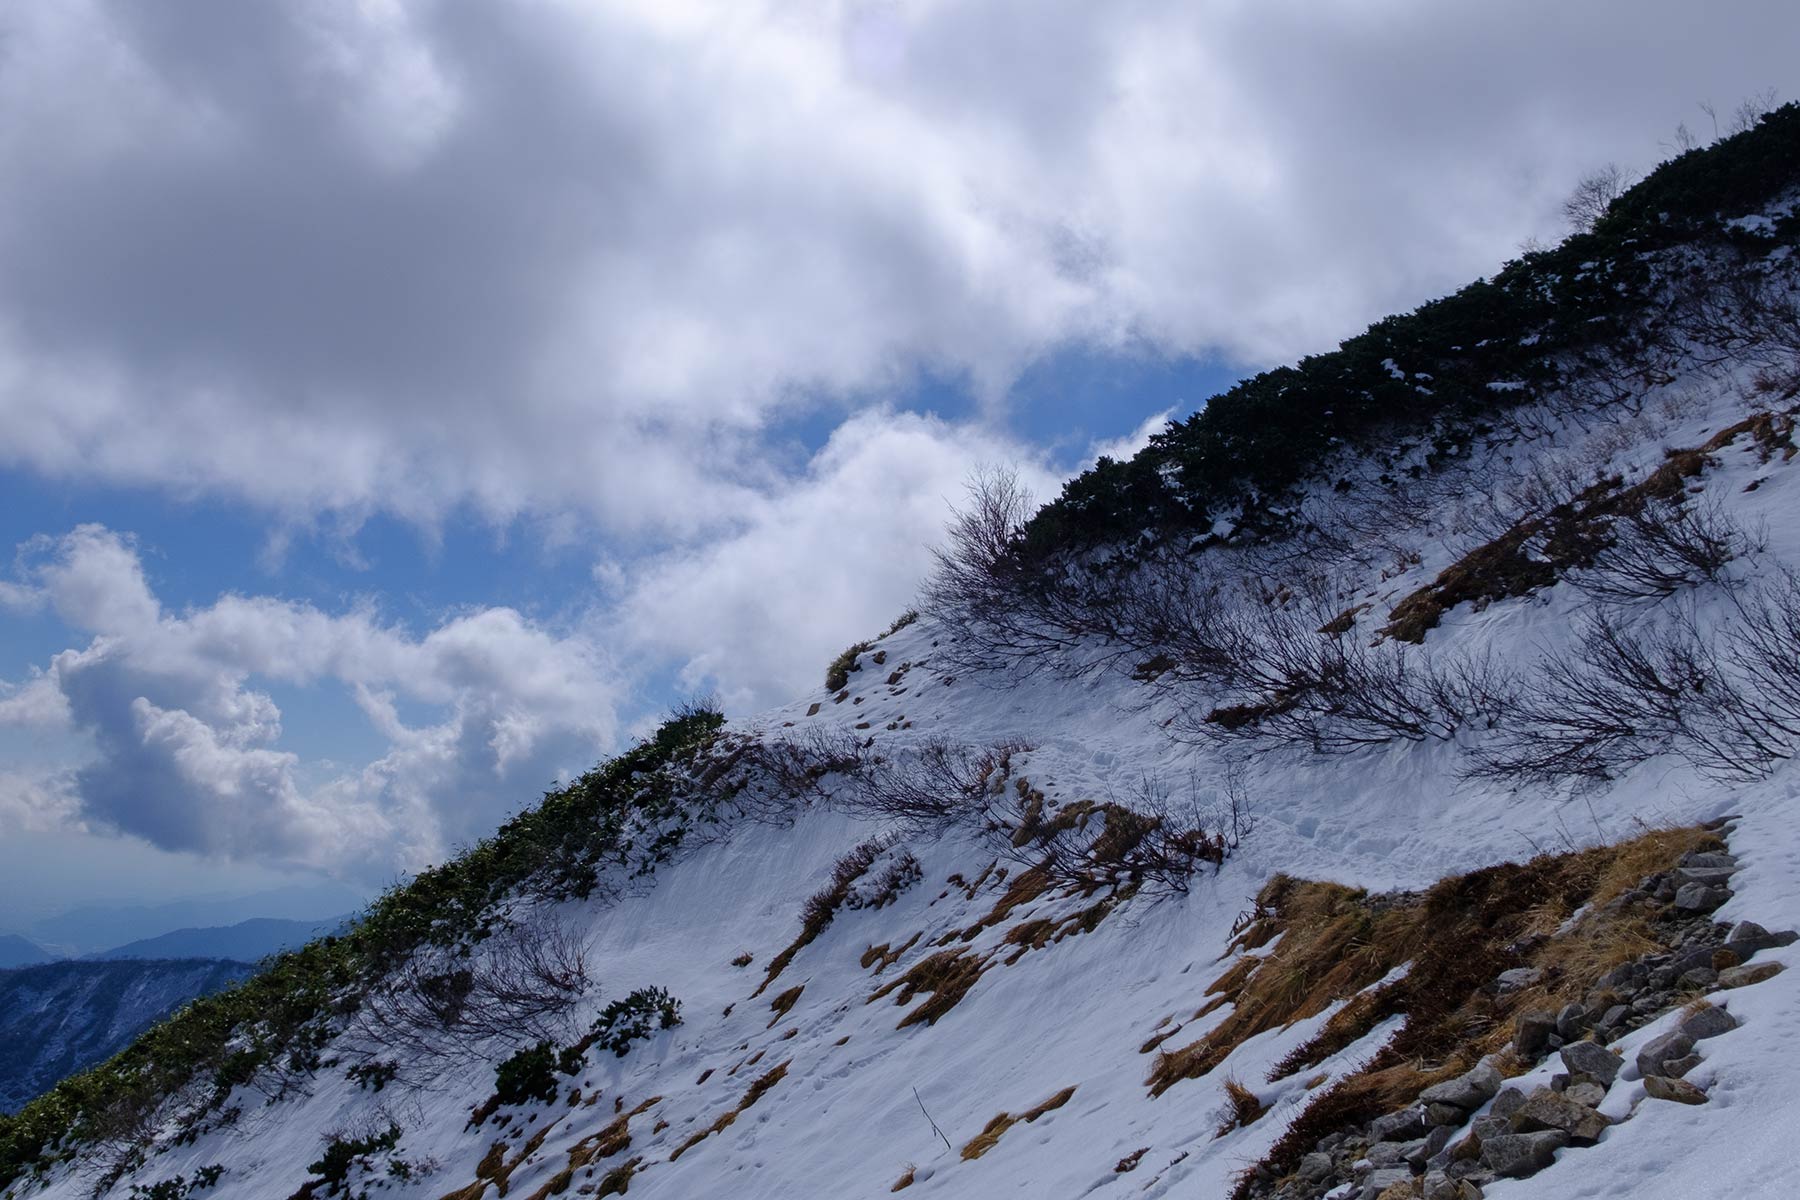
[0, 1, 1791, 534]
[3, 527, 625, 876]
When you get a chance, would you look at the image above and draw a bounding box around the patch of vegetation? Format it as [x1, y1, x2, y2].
[304, 1124, 401, 1198]
[583, 987, 683, 1058]
[0, 705, 727, 1191]
[493, 1042, 574, 1107]
[959, 1086, 1076, 1160]
[127, 1166, 223, 1199]
[825, 641, 874, 692]
[344, 1061, 397, 1092]
[1017, 105, 1800, 561]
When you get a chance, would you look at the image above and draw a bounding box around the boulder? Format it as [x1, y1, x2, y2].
[1719, 961, 1785, 989]
[1360, 1167, 1413, 1198]
[1564, 1081, 1607, 1108]
[1369, 1107, 1432, 1144]
[1298, 1151, 1334, 1182]
[1725, 921, 1798, 956]
[1678, 1004, 1739, 1041]
[1674, 866, 1736, 887]
[1418, 1062, 1503, 1111]
[1661, 1053, 1702, 1077]
[1508, 1089, 1610, 1144]
[1559, 1040, 1623, 1086]
[1495, 967, 1543, 993]
[1423, 1173, 1485, 1200]
[1680, 851, 1735, 869]
[1481, 1130, 1567, 1178]
[1635, 1029, 1694, 1080]
[1673, 883, 1729, 912]
[1555, 1004, 1588, 1040]
[1642, 1075, 1708, 1105]
[1490, 1087, 1528, 1120]
[1513, 1010, 1558, 1059]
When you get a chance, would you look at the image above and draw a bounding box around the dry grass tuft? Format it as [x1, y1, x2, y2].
[959, 1086, 1077, 1161]
[1214, 1078, 1268, 1137]
[668, 1061, 792, 1162]
[890, 1165, 916, 1191]
[767, 984, 804, 1027]
[868, 948, 991, 1028]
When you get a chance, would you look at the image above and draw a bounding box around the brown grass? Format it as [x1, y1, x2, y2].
[1214, 1078, 1268, 1137]
[862, 932, 922, 974]
[594, 1157, 641, 1197]
[1228, 825, 1716, 1200]
[669, 1061, 792, 1162]
[868, 948, 990, 1028]
[891, 1166, 916, 1191]
[767, 984, 804, 1027]
[959, 1086, 1078, 1160]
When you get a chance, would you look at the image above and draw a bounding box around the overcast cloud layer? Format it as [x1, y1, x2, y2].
[2, 0, 1797, 883]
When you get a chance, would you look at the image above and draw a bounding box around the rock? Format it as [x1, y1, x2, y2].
[1598, 962, 1647, 991]
[1495, 967, 1543, 993]
[1642, 1075, 1708, 1105]
[1509, 1089, 1612, 1144]
[1481, 1130, 1567, 1178]
[1555, 1004, 1588, 1040]
[1673, 883, 1729, 912]
[1725, 921, 1798, 956]
[1423, 1173, 1484, 1200]
[1419, 1062, 1503, 1110]
[1490, 1087, 1528, 1120]
[1298, 1152, 1334, 1182]
[1467, 1115, 1509, 1144]
[1368, 1139, 1424, 1168]
[1560, 1040, 1623, 1086]
[1674, 866, 1736, 887]
[1681, 851, 1736, 868]
[1679, 1003, 1739, 1041]
[1597, 1004, 1630, 1032]
[1712, 947, 1741, 971]
[1719, 961, 1785, 989]
[1676, 967, 1718, 991]
[1636, 1029, 1694, 1080]
[1369, 1107, 1432, 1143]
[1661, 1053, 1703, 1077]
[1564, 1081, 1607, 1108]
[1361, 1167, 1413, 1198]
[1424, 1103, 1467, 1128]
[1514, 1010, 1557, 1059]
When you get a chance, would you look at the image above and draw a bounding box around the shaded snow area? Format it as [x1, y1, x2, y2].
[13, 355, 1800, 1198]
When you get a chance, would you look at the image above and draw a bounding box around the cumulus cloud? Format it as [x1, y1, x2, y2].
[1, 526, 624, 875]
[1, 1, 1793, 535]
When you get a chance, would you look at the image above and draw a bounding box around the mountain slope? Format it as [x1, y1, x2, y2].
[89, 917, 349, 964]
[3, 108, 1800, 1200]
[0, 938, 55, 970]
[0, 961, 254, 1115]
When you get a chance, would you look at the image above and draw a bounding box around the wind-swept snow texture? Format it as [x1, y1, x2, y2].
[10, 167, 1800, 1200]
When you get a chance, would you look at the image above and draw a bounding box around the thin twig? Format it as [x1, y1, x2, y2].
[913, 1087, 953, 1154]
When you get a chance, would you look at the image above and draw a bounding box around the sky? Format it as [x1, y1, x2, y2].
[1, 0, 1797, 929]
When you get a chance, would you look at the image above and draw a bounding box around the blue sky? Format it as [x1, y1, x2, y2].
[1, 0, 1795, 935]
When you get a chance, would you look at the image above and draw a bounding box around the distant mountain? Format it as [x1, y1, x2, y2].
[26, 881, 367, 957]
[90, 916, 349, 964]
[0, 959, 254, 1113]
[0, 936, 56, 969]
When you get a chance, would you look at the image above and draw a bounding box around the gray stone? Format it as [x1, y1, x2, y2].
[1508, 1089, 1611, 1144]
[1673, 883, 1729, 912]
[1636, 1029, 1694, 1080]
[1490, 1087, 1528, 1120]
[1495, 967, 1543, 993]
[1298, 1151, 1334, 1182]
[1597, 1004, 1630, 1032]
[1368, 1139, 1423, 1167]
[1564, 1081, 1607, 1108]
[1674, 866, 1736, 887]
[1642, 1074, 1708, 1105]
[1555, 1004, 1588, 1040]
[1369, 1107, 1431, 1144]
[1679, 1003, 1739, 1041]
[1468, 1115, 1509, 1144]
[1513, 1010, 1557, 1059]
[1725, 921, 1798, 956]
[1662, 1053, 1703, 1077]
[1481, 1130, 1567, 1178]
[1559, 1040, 1623, 1086]
[1423, 1173, 1484, 1200]
[1719, 961, 1785, 988]
[1418, 1062, 1503, 1111]
[1676, 967, 1718, 990]
[1360, 1167, 1414, 1198]
[1424, 1103, 1467, 1128]
[1681, 851, 1736, 868]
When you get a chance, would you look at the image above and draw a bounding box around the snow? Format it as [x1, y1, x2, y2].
[10, 303, 1800, 1200]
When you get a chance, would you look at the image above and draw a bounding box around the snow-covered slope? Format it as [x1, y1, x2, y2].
[7, 119, 1800, 1200]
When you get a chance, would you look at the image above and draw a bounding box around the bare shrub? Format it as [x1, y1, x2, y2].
[1569, 497, 1762, 602]
[1563, 163, 1633, 233]
[347, 915, 589, 1073]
